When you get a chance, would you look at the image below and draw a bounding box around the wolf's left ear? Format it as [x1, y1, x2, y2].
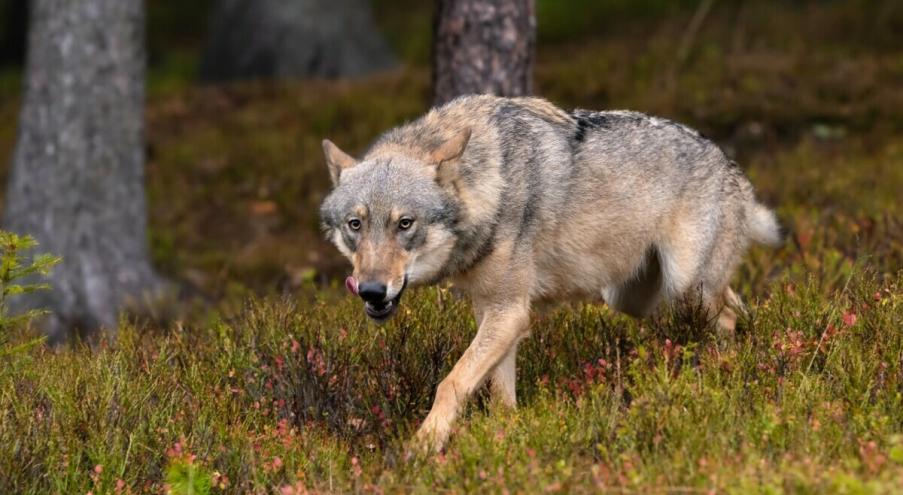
[430, 128, 471, 164]
[429, 128, 471, 186]
[322, 139, 358, 186]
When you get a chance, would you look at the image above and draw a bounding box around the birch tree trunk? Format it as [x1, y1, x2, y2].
[5, 0, 162, 342]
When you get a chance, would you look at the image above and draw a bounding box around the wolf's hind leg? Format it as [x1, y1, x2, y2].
[657, 199, 728, 302]
[658, 246, 706, 303]
[702, 286, 745, 336]
[699, 224, 747, 336]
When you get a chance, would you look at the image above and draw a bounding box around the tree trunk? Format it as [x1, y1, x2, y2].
[5, 0, 162, 342]
[432, 0, 536, 106]
[200, 0, 396, 82]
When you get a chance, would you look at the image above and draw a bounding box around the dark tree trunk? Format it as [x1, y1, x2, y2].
[432, 0, 536, 106]
[200, 0, 396, 82]
[5, 0, 162, 342]
[0, 0, 28, 68]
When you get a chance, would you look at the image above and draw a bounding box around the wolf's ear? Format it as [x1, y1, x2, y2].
[429, 128, 471, 186]
[322, 139, 358, 186]
[430, 128, 471, 164]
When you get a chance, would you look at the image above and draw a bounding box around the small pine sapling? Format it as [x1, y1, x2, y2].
[0, 231, 60, 354]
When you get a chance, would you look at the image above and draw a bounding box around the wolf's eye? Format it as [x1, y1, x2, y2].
[398, 218, 414, 230]
[348, 219, 361, 231]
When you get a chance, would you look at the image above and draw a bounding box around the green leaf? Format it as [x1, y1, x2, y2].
[890, 445, 903, 464]
[165, 460, 212, 495]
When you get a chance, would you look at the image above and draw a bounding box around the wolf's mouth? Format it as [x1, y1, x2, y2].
[364, 277, 408, 322]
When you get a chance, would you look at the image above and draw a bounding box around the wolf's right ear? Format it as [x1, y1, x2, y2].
[322, 139, 358, 186]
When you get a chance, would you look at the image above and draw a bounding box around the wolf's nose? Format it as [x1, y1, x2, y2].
[358, 282, 387, 304]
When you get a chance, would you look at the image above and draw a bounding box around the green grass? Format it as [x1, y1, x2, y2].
[1, 1, 902, 493]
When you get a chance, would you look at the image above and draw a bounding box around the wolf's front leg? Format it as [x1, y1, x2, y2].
[474, 304, 519, 407]
[415, 303, 530, 452]
[489, 344, 519, 407]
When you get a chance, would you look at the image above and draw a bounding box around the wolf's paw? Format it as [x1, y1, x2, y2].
[403, 436, 443, 462]
[409, 418, 450, 457]
[403, 439, 436, 462]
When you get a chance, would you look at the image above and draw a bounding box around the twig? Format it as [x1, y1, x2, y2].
[670, 0, 716, 86]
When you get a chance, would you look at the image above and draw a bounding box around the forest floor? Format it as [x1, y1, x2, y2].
[1, 1, 903, 493]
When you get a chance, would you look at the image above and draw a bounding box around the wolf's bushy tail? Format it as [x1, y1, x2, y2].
[746, 202, 782, 246]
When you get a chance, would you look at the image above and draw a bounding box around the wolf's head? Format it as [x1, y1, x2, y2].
[319, 130, 470, 322]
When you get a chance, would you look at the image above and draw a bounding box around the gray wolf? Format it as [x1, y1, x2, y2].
[319, 95, 781, 452]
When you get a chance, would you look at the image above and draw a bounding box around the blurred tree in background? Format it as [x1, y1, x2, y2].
[433, 0, 536, 105]
[4, 0, 162, 342]
[200, 0, 396, 82]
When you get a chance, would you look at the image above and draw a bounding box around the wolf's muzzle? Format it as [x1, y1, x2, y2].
[362, 276, 408, 322]
[358, 282, 387, 304]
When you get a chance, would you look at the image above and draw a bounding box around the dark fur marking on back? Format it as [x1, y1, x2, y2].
[570, 110, 614, 143]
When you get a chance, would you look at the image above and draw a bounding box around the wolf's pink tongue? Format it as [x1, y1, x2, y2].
[345, 276, 358, 295]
